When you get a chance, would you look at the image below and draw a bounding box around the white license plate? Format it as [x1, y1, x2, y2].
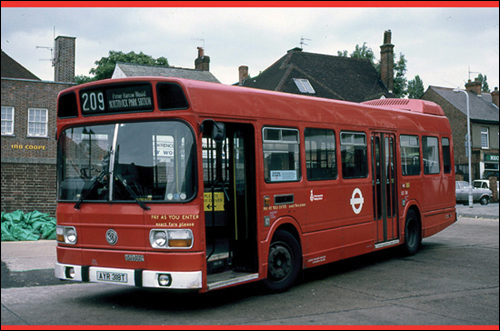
[96, 271, 128, 283]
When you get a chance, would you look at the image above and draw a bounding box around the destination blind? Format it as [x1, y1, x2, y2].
[80, 83, 153, 115]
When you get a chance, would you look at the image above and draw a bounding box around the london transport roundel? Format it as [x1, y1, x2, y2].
[350, 188, 364, 214]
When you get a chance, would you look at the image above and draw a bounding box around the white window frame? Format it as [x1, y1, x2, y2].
[1, 106, 15, 136]
[481, 127, 489, 149]
[293, 78, 316, 94]
[27, 108, 48, 138]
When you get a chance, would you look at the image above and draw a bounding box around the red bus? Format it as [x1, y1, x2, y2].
[55, 77, 456, 292]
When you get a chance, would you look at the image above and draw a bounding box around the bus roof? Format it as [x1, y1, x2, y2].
[58, 77, 451, 135]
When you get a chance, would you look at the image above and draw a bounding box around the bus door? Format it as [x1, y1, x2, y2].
[371, 132, 399, 245]
[203, 122, 257, 276]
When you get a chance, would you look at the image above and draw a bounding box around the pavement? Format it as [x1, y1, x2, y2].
[1, 203, 498, 288]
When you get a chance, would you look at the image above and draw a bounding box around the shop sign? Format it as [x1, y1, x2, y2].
[484, 154, 499, 162]
[10, 144, 46, 150]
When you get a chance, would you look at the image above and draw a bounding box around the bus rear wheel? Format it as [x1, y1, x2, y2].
[403, 209, 421, 256]
[263, 230, 301, 292]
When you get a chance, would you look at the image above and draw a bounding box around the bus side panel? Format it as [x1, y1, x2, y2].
[336, 179, 375, 260]
[422, 208, 456, 239]
[422, 176, 449, 213]
[302, 227, 343, 268]
[342, 222, 375, 260]
[303, 184, 344, 233]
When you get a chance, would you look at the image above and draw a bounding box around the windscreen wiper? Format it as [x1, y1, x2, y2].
[74, 170, 108, 209]
[74, 151, 111, 210]
[114, 174, 150, 211]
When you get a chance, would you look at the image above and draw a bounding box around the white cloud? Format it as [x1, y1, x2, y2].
[1, 6, 498, 90]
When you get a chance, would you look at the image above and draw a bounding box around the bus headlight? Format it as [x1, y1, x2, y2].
[57, 226, 78, 245]
[153, 230, 167, 248]
[149, 229, 193, 249]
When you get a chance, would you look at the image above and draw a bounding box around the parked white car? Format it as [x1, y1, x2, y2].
[456, 181, 492, 205]
[473, 179, 499, 192]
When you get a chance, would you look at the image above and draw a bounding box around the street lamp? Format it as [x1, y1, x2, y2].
[453, 88, 473, 208]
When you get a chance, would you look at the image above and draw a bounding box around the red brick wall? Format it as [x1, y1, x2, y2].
[1, 162, 57, 217]
[1, 78, 74, 216]
[54, 36, 76, 83]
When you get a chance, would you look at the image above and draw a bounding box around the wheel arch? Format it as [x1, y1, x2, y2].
[264, 216, 304, 272]
[402, 201, 422, 237]
[265, 216, 302, 246]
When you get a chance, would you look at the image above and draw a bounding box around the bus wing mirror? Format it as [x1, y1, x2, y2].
[212, 122, 226, 142]
[201, 120, 226, 143]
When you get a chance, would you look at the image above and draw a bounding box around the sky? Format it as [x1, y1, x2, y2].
[1, 3, 499, 93]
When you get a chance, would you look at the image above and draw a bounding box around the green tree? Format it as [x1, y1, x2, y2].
[393, 53, 408, 98]
[337, 43, 410, 97]
[350, 42, 376, 66]
[338, 43, 376, 66]
[75, 51, 169, 84]
[337, 50, 348, 57]
[74, 74, 96, 85]
[407, 75, 425, 99]
[475, 73, 490, 92]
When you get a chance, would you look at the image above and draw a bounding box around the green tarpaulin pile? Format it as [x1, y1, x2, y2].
[1, 210, 57, 241]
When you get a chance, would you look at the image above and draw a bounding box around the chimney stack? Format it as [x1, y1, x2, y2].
[195, 47, 210, 71]
[465, 78, 482, 95]
[54, 36, 76, 83]
[380, 30, 394, 93]
[239, 65, 249, 86]
[492, 87, 499, 107]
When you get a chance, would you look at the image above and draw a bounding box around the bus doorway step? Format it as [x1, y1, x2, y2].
[207, 271, 259, 291]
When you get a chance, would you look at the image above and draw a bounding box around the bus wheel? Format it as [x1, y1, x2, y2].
[263, 230, 301, 292]
[403, 210, 421, 256]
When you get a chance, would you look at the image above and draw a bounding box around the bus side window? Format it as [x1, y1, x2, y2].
[340, 132, 368, 179]
[442, 137, 452, 174]
[305, 128, 337, 181]
[263, 127, 300, 183]
[423, 136, 440, 175]
[400, 135, 421, 176]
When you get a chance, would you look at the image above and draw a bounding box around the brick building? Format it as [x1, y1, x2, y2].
[1, 36, 76, 216]
[111, 47, 220, 83]
[237, 30, 394, 102]
[422, 81, 499, 194]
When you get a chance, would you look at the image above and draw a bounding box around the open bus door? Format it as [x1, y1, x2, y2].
[371, 132, 399, 247]
[202, 121, 258, 289]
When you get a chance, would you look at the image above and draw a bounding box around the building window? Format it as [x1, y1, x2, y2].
[1, 106, 14, 135]
[481, 127, 489, 149]
[293, 78, 315, 94]
[28, 108, 48, 137]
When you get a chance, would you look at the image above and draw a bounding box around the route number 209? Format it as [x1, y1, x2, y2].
[81, 92, 105, 112]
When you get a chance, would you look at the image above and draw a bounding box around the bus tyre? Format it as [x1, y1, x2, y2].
[263, 230, 301, 292]
[403, 210, 421, 256]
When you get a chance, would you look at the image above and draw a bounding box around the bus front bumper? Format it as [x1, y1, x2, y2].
[55, 263, 202, 289]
